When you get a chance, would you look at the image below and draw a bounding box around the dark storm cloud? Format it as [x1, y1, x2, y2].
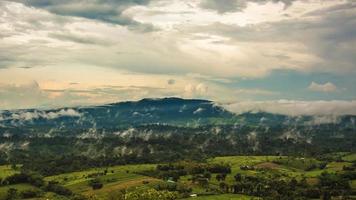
[200, 0, 298, 13]
[13, 0, 157, 32]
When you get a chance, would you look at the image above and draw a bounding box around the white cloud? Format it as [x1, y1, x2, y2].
[1, 0, 355, 79]
[184, 83, 209, 97]
[308, 115, 341, 125]
[308, 81, 337, 92]
[6, 109, 81, 121]
[193, 107, 205, 114]
[0, 77, 233, 109]
[0, 0, 354, 110]
[223, 100, 356, 116]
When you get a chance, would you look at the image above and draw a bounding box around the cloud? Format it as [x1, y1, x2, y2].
[308, 81, 337, 92]
[184, 83, 209, 97]
[193, 107, 205, 114]
[0, 81, 46, 109]
[0, 81, 97, 109]
[0, 80, 176, 109]
[223, 100, 356, 116]
[0, 2, 76, 68]
[12, 0, 157, 32]
[200, 0, 244, 13]
[48, 32, 110, 45]
[200, 0, 297, 13]
[308, 115, 341, 125]
[167, 79, 176, 85]
[0, 0, 355, 110]
[2, 1, 355, 79]
[187, 2, 356, 76]
[4, 109, 81, 122]
[234, 88, 278, 96]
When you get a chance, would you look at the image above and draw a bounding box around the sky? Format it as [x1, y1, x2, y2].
[0, 0, 355, 115]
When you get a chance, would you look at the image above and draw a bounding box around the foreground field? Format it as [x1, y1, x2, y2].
[0, 184, 37, 200]
[44, 164, 158, 199]
[0, 153, 355, 200]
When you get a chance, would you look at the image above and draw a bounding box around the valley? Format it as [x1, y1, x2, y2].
[0, 98, 355, 199]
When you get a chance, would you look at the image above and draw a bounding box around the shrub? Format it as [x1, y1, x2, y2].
[89, 179, 103, 190]
[20, 188, 42, 199]
[6, 188, 18, 200]
[46, 182, 72, 196]
[125, 188, 178, 200]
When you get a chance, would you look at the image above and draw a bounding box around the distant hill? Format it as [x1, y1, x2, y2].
[0, 98, 355, 165]
[0, 98, 230, 135]
[0, 97, 355, 137]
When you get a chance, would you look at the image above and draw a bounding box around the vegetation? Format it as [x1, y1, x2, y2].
[0, 152, 354, 200]
[0, 100, 355, 199]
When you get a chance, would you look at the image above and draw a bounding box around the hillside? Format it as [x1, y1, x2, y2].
[0, 154, 355, 200]
[0, 98, 355, 172]
[0, 97, 355, 137]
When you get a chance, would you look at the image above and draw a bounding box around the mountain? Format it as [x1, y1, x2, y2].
[0, 98, 231, 135]
[0, 98, 355, 168]
[0, 97, 355, 137]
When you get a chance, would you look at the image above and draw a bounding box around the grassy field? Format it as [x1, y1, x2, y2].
[0, 165, 19, 179]
[45, 164, 158, 199]
[208, 156, 281, 181]
[207, 156, 317, 182]
[343, 153, 356, 162]
[203, 155, 352, 186]
[0, 183, 37, 200]
[0, 154, 354, 200]
[0, 164, 158, 200]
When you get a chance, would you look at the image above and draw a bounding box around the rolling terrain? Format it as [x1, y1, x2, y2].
[0, 153, 355, 199]
[0, 98, 355, 199]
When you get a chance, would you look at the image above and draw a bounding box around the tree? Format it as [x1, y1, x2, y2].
[203, 171, 211, 180]
[124, 188, 178, 200]
[219, 182, 229, 193]
[197, 178, 209, 188]
[221, 173, 227, 181]
[216, 174, 222, 181]
[6, 188, 18, 200]
[20, 188, 42, 199]
[234, 173, 242, 182]
[46, 181, 73, 196]
[89, 179, 103, 190]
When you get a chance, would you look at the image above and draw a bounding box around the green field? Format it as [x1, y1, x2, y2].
[44, 164, 158, 199]
[343, 153, 356, 162]
[205, 155, 341, 184]
[45, 164, 156, 186]
[0, 165, 19, 179]
[208, 156, 280, 181]
[0, 184, 37, 200]
[0, 153, 354, 200]
[351, 180, 356, 191]
[0, 163, 158, 200]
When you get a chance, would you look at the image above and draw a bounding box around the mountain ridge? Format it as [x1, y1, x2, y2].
[0, 97, 355, 137]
